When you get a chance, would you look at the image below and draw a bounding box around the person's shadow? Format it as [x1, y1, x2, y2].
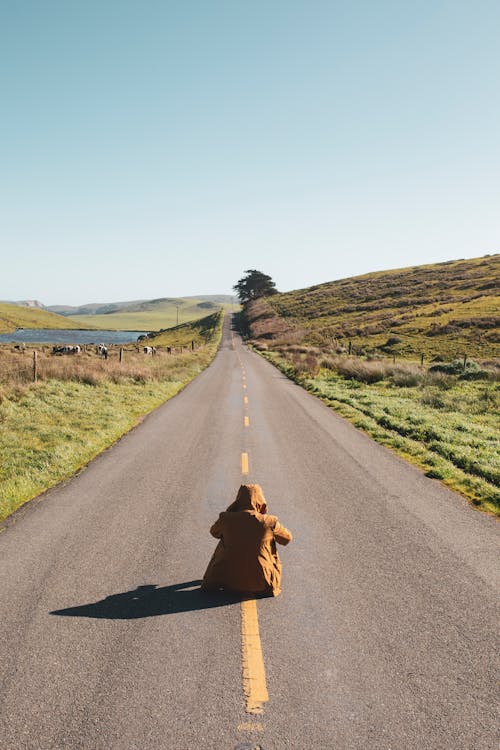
[50, 580, 246, 620]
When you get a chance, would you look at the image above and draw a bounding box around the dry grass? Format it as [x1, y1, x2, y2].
[0, 313, 224, 522]
[245, 254, 500, 360]
[0, 345, 214, 388]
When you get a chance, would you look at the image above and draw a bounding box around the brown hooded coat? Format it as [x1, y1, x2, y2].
[202, 485, 292, 597]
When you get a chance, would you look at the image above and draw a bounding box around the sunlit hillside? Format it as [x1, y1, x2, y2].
[145, 311, 224, 348]
[247, 254, 500, 360]
[71, 297, 234, 331]
[0, 303, 88, 333]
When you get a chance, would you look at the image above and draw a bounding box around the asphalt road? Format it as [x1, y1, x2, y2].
[0, 314, 498, 750]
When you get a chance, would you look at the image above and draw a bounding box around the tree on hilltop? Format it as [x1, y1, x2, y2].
[233, 269, 279, 303]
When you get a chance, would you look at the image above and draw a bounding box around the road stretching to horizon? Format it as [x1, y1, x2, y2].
[0, 314, 498, 750]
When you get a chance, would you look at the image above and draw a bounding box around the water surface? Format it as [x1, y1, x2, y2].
[0, 329, 147, 345]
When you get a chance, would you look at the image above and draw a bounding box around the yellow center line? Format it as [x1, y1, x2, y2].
[241, 452, 249, 474]
[244, 416, 250, 427]
[238, 721, 264, 732]
[243, 384, 247, 389]
[241, 598, 269, 714]
[244, 396, 249, 405]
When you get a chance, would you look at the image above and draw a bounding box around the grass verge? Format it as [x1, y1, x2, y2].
[0, 313, 223, 523]
[257, 349, 500, 517]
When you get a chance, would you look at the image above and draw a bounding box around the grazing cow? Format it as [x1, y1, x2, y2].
[95, 344, 108, 359]
[52, 345, 81, 355]
[143, 346, 157, 355]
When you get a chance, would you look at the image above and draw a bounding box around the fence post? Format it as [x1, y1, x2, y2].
[348, 340, 352, 355]
[420, 353, 424, 366]
[463, 353, 467, 370]
[119, 347, 123, 363]
[192, 339, 195, 351]
[393, 354, 396, 364]
[33, 351, 38, 383]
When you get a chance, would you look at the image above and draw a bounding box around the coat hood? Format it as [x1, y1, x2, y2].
[225, 484, 268, 514]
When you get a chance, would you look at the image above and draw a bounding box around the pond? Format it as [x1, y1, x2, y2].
[0, 329, 147, 345]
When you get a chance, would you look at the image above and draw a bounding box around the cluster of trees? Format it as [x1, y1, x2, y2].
[233, 269, 278, 304]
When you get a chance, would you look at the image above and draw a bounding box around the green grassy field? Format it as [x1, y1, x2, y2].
[0, 312, 224, 523]
[0, 303, 88, 333]
[71, 297, 234, 331]
[247, 254, 499, 361]
[258, 349, 499, 515]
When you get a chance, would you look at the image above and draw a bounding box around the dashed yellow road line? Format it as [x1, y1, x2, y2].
[244, 416, 250, 427]
[241, 598, 269, 714]
[244, 396, 249, 405]
[243, 384, 247, 389]
[238, 721, 264, 732]
[241, 452, 249, 474]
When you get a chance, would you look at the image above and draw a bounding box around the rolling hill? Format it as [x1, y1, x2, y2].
[70, 296, 235, 331]
[246, 254, 500, 360]
[144, 310, 224, 348]
[0, 303, 88, 334]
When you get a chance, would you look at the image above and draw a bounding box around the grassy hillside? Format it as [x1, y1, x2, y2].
[146, 311, 224, 348]
[247, 254, 499, 360]
[0, 303, 88, 334]
[243, 255, 499, 514]
[71, 297, 233, 331]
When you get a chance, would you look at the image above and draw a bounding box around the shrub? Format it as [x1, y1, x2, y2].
[391, 368, 423, 387]
[420, 389, 446, 409]
[335, 359, 386, 383]
[423, 372, 456, 390]
[79, 370, 106, 386]
[429, 359, 480, 375]
[384, 336, 403, 347]
[459, 369, 491, 381]
[319, 356, 338, 370]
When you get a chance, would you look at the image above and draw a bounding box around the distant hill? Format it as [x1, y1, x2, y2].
[70, 296, 235, 331]
[184, 295, 235, 304]
[46, 300, 148, 316]
[0, 303, 88, 334]
[1, 299, 45, 309]
[245, 254, 500, 360]
[46, 294, 234, 317]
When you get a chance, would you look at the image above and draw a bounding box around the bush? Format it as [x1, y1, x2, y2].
[319, 356, 337, 370]
[459, 369, 491, 381]
[423, 372, 455, 390]
[420, 389, 446, 409]
[429, 359, 480, 375]
[336, 359, 386, 383]
[384, 336, 403, 347]
[391, 368, 423, 387]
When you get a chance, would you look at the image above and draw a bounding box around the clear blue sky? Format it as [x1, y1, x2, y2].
[1, 0, 498, 305]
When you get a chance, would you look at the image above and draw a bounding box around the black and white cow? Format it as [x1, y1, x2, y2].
[52, 345, 81, 355]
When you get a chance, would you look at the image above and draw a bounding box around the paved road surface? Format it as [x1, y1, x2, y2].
[0, 314, 498, 749]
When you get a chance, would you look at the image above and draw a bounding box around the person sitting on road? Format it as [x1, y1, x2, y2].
[201, 484, 292, 597]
